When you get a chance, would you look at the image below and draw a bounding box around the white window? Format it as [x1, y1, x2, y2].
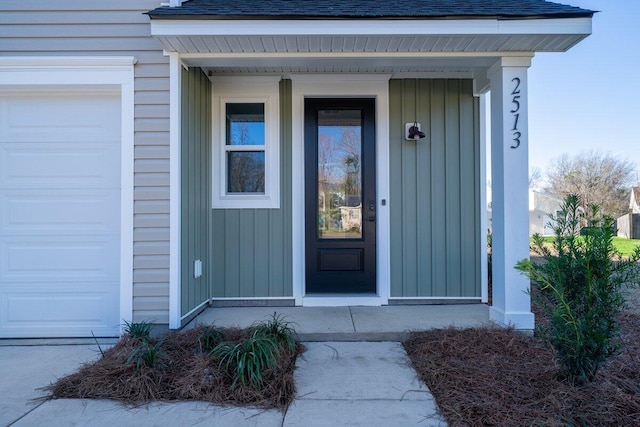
[212, 76, 280, 208]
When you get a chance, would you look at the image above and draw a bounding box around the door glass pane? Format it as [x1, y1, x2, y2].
[226, 103, 265, 146]
[227, 151, 265, 193]
[317, 109, 362, 239]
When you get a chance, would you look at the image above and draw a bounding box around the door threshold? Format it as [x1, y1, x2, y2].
[302, 295, 381, 307]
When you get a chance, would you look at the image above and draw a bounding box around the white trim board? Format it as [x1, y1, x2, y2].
[151, 18, 592, 37]
[168, 53, 182, 329]
[291, 74, 391, 307]
[0, 56, 136, 334]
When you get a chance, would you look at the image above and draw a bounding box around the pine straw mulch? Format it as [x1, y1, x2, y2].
[45, 325, 302, 409]
[404, 311, 640, 426]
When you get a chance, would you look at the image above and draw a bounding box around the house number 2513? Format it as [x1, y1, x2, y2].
[510, 77, 522, 149]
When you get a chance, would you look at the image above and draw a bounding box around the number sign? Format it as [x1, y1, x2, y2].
[510, 77, 522, 149]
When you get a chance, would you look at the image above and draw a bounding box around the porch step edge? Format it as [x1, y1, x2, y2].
[297, 331, 411, 342]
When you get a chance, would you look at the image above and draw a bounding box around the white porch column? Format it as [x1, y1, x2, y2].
[488, 57, 534, 330]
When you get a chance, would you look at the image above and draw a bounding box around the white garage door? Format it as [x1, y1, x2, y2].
[0, 89, 121, 338]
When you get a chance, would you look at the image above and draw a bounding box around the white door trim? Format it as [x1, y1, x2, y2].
[0, 56, 136, 333]
[290, 74, 391, 306]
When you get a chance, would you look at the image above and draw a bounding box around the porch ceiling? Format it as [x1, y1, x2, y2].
[151, 17, 591, 75]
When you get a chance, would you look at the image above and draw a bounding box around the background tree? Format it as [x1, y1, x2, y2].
[529, 167, 542, 190]
[544, 151, 637, 220]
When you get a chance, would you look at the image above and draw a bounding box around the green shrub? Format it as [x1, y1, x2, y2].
[516, 194, 640, 384]
[212, 333, 281, 389]
[252, 312, 297, 353]
[123, 320, 153, 341]
[127, 339, 166, 370]
[198, 325, 224, 353]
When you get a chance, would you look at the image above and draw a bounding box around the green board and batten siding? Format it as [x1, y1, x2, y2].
[389, 79, 481, 298]
[180, 67, 211, 319]
[211, 79, 293, 298]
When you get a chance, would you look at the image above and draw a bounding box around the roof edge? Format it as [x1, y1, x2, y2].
[147, 12, 596, 20]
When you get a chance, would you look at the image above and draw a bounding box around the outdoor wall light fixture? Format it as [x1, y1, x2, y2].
[405, 122, 426, 141]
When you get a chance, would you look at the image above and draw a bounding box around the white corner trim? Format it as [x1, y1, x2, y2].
[119, 66, 135, 330]
[169, 53, 182, 329]
[150, 17, 592, 37]
[0, 56, 137, 332]
[479, 94, 489, 304]
[291, 74, 391, 306]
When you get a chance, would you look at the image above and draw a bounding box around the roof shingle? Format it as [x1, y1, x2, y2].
[148, 0, 595, 20]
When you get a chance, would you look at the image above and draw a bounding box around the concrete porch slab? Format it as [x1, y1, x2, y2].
[190, 304, 491, 341]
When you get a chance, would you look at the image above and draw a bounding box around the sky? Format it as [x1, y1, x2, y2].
[527, 0, 640, 184]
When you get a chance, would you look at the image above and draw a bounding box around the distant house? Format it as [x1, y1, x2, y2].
[631, 187, 640, 214]
[529, 191, 563, 236]
[0, 0, 594, 338]
[617, 187, 640, 239]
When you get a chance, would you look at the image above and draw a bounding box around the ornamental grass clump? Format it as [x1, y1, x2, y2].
[517, 194, 640, 384]
[212, 313, 298, 390]
[252, 312, 297, 352]
[212, 333, 281, 389]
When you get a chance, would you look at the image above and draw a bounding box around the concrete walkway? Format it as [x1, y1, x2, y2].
[0, 305, 490, 426]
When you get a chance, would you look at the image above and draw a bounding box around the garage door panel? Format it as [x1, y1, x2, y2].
[0, 142, 120, 188]
[1, 190, 120, 233]
[0, 235, 119, 281]
[0, 93, 120, 143]
[0, 284, 120, 338]
[0, 90, 122, 338]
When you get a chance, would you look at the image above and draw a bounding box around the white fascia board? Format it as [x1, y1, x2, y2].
[179, 52, 532, 60]
[150, 17, 591, 37]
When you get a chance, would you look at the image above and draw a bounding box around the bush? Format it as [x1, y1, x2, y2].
[123, 320, 153, 341]
[252, 312, 297, 352]
[516, 194, 640, 384]
[198, 325, 224, 353]
[212, 332, 281, 389]
[212, 313, 297, 390]
[127, 338, 166, 370]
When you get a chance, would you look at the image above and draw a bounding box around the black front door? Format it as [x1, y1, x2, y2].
[304, 98, 376, 294]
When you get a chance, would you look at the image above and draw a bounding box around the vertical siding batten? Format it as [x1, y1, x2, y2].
[403, 80, 419, 297]
[445, 80, 462, 296]
[430, 79, 447, 296]
[417, 79, 433, 297]
[388, 80, 403, 297]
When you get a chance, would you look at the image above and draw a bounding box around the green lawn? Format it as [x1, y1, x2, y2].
[532, 236, 640, 257]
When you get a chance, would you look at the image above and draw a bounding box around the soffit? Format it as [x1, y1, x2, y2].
[151, 17, 591, 75]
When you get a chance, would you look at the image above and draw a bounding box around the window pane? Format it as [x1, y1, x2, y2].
[227, 151, 265, 193]
[226, 103, 265, 146]
[317, 109, 362, 239]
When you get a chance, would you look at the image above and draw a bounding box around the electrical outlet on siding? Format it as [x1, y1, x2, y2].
[194, 259, 202, 279]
